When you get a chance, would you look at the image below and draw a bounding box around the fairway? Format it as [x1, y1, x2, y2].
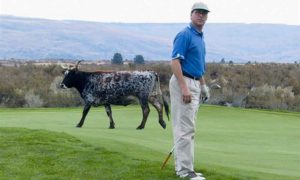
[0, 105, 300, 179]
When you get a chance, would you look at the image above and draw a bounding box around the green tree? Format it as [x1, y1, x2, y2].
[111, 53, 123, 65]
[134, 55, 145, 64]
[220, 58, 225, 64]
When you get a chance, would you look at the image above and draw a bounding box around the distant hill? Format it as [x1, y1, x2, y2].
[1, 15, 300, 63]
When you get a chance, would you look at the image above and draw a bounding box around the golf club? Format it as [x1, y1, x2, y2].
[161, 96, 205, 170]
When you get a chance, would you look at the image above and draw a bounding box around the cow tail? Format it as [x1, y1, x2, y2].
[162, 95, 170, 121]
[155, 73, 170, 121]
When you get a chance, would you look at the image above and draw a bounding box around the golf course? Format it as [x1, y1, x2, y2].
[0, 105, 299, 179]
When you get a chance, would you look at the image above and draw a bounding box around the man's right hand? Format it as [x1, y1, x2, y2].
[181, 86, 192, 103]
[171, 59, 192, 104]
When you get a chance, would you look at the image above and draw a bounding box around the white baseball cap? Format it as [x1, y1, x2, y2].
[191, 2, 210, 12]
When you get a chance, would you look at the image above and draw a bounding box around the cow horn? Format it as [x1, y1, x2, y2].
[75, 60, 84, 70]
[60, 64, 69, 69]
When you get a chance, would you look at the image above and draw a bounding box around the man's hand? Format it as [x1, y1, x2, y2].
[201, 84, 210, 102]
[171, 59, 192, 104]
[181, 86, 192, 103]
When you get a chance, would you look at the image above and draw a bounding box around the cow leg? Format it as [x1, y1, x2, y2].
[105, 104, 115, 129]
[149, 96, 166, 129]
[136, 98, 150, 130]
[76, 104, 91, 128]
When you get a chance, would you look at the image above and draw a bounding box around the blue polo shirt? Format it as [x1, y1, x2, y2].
[171, 23, 206, 78]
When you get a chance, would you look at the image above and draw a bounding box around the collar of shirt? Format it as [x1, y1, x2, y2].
[188, 23, 203, 37]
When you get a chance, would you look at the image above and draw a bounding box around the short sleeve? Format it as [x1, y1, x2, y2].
[171, 31, 189, 60]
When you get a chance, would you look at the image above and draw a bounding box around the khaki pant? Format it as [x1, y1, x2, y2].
[169, 75, 201, 175]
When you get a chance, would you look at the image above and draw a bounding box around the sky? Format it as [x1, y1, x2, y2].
[0, 0, 300, 25]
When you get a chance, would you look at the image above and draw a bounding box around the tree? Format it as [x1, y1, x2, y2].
[134, 55, 145, 64]
[220, 58, 225, 64]
[111, 53, 123, 65]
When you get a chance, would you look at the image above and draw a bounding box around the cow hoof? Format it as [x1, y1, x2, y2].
[159, 120, 166, 129]
[109, 126, 115, 129]
[136, 126, 144, 130]
[76, 124, 82, 128]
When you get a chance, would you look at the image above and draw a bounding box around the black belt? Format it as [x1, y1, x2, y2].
[182, 72, 201, 80]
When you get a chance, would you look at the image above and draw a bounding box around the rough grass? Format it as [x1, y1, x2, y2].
[0, 105, 300, 179]
[0, 128, 178, 179]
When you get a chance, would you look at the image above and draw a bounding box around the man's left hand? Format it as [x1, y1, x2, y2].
[200, 84, 210, 102]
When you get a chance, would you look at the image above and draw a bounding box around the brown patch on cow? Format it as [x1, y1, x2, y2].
[105, 77, 112, 83]
[114, 74, 121, 82]
[94, 70, 115, 74]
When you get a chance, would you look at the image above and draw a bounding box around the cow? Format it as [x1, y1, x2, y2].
[60, 61, 169, 130]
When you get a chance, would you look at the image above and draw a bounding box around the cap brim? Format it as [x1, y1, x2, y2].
[192, 9, 210, 12]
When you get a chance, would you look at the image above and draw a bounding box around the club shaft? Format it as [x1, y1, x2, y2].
[161, 152, 173, 170]
[161, 146, 175, 170]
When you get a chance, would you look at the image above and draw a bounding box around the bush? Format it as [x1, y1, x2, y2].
[245, 85, 295, 110]
[24, 91, 44, 107]
[0, 61, 299, 111]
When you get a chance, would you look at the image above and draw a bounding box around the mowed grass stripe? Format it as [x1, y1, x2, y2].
[0, 127, 178, 180]
[0, 105, 300, 179]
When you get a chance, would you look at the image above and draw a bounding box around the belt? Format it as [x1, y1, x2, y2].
[182, 72, 201, 80]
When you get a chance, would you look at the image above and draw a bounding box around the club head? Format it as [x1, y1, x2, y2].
[210, 83, 221, 89]
[201, 96, 208, 103]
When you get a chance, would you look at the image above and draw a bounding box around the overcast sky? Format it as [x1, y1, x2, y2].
[1, 0, 299, 25]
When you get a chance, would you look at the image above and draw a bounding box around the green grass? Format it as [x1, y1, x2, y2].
[0, 128, 177, 179]
[0, 105, 300, 179]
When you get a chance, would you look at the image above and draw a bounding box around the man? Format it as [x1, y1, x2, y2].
[169, 2, 210, 180]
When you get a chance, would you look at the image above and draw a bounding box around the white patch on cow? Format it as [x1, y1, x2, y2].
[86, 93, 95, 103]
[64, 70, 70, 75]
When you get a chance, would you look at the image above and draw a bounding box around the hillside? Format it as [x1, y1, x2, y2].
[1, 15, 300, 62]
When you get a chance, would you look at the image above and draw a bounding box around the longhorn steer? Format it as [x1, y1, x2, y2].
[60, 62, 169, 130]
